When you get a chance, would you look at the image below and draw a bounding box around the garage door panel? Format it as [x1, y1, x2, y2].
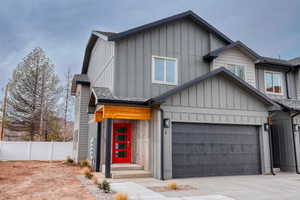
[172, 123, 261, 178]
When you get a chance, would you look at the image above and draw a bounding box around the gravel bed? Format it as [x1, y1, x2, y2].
[77, 175, 114, 200]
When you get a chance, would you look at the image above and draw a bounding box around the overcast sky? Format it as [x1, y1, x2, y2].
[1, 0, 300, 98]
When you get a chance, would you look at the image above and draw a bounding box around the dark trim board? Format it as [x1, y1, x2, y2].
[150, 67, 276, 107]
[171, 122, 262, 178]
[108, 10, 233, 44]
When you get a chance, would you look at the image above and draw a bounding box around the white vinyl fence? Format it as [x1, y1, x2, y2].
[0, 141, 73, 161]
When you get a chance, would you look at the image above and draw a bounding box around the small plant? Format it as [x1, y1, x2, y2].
[114, 192, 128, 200]
[98, 179, 111, 193]
[167, 181, 178, 190]
[81, 167, 93, 179]
[79, 160, 89, 167]
[92, 176, 98, 184]
[65, 156, 74, 164]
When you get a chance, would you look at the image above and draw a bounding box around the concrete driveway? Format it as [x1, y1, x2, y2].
[109, 173, 300, 200]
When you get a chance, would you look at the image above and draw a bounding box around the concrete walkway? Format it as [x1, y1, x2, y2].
[109, 173, 300, 200]
[111, 182, 234, 200]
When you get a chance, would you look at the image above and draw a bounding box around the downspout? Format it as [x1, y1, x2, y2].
[285, 69, 292, 99]
[151, 104, 165, 180]
[267, 116, 276, 176]
[158, 107, 165, 181]
[290, 112, 300, 174]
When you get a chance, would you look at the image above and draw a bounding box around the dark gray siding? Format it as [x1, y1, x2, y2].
[114, 18, 224, 99]
[270, 111, 296, 171]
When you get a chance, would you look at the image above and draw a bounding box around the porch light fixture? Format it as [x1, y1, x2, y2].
[163, 118, 170, 128]
[264, 123, 269, 131]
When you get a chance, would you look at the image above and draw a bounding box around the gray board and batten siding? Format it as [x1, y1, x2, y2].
[159, 74, 271, 179]
[113, 18, 227, 99]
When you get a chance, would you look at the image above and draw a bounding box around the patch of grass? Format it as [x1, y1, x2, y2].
[81, 167, 93, 179]
[79, 160, 89, 167]
[91, 176, 98, 184]
[114, 192, 128, 200]
[167, 181, 178, 190]
[64, 156, 74, 164]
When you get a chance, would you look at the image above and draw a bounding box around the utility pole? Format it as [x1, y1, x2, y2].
[1, 84, 9, 140]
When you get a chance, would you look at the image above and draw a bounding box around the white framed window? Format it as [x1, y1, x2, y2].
[152, 56, 178, 85]
[264, 71, 283, 95]
[226, 64, 245, 80]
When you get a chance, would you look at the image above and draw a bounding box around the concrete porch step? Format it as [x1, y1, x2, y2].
[102, 164, 144, 171]
[111, 170, 152, 179]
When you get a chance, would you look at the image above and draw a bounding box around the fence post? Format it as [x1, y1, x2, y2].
[50, 141, 54, 161]
[28, 142, 32, 160]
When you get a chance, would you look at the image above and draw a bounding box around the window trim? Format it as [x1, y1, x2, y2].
[226, 64, 245, 80]
[264, 70, 284, 95]
[152, 55, 178, 85]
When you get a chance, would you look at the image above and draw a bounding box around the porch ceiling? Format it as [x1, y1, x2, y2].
[95, 105, 151, 122]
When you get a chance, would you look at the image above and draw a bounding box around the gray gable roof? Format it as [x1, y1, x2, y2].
[204, 41, 261, 62]
[150, 67, 276, 106]
[92, 87, 149, 105]
[107, 10, 233, 44]
[71, 74, 90, 96]
[81, 10, 234, 74]
[257, 56, 295, 68]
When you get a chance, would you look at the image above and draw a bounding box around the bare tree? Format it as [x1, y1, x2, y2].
[62, 68, 74, 141]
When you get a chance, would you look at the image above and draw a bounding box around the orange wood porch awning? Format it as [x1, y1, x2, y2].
[95, 105, 151, 122]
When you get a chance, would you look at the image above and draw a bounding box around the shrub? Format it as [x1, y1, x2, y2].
[79, 160, 89, 167]
[167, 181, 178, 190]
[92, 176, 98, 184]
[114, 192, 128, 200]
[65, 156, 74, 164]
[98, 179, 111, 193]
[81, 167, 93, 179]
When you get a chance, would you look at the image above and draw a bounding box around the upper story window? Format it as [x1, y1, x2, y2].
[226, 65, 245, 80]
[264, 71, 283, 95]
[152, 56, 178, 85]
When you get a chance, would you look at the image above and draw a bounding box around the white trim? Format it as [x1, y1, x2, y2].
[152, 55, 178, 85]
[264, 70, 284, 96]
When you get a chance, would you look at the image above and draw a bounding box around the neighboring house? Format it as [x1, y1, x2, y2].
[71, 10, 300, 179]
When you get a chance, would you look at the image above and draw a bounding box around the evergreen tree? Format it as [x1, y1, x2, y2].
[6, 47, 62, 141]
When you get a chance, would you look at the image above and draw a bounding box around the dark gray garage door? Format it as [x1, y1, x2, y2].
[172, 123, 261, 178]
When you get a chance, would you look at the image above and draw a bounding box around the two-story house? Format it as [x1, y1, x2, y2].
[71, 10, 300, 180]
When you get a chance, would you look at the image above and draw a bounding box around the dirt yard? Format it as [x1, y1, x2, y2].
[0, 161, 95, 200]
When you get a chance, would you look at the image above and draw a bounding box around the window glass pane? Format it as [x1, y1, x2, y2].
[265, 72, 273, 92]
[115, 143, 127, 149]
[227, 65, 235, 73]
[116, 127, 127, 133]
[166, 60, 175, 83]
[273, 73, 282, 93]
[115, 151, 126, 158]
[227, 65, 245, 80]
[154, 58, 164, 81]
[115, 134, 127, 141]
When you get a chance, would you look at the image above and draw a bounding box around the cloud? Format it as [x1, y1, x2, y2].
[0, 0, 299, 98]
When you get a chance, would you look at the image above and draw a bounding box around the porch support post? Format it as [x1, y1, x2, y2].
[105, 118, 112, 178]
[95, 122, 101, 172]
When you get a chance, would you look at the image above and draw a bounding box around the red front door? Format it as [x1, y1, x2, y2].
[112, 123, 132, 163]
